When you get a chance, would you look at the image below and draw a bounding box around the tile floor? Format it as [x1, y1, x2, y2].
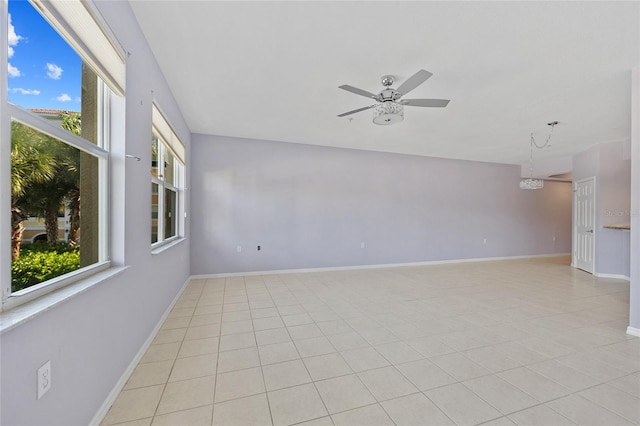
[102, 257, 640, 426]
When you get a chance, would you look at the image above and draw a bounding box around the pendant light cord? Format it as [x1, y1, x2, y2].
[532, 122, 556, 149]
[528, 122, 557, 177]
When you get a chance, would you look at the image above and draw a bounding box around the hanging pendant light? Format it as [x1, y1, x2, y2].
[520, 176, 545, 190]
[520, 121, 558, 190]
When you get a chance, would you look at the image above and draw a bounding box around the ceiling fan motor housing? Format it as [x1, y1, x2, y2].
[379, 88, 401, 102]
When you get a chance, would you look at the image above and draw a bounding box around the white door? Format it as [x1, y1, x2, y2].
[573, 177, 595, 273]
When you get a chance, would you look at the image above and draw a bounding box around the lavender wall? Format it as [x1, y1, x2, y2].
[191, 135, 572, 275]
[573, 140, 632, 278]
[1, 2, 191, 425]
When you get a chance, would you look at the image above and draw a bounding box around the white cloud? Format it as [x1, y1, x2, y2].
[8, 64, 21, 78]
[46, 63, 63, 80]
[56, 93, 72, 102]
[8, 14, 22, 59]
[10, 88, 41, 95]
[7, 14, 23, 78]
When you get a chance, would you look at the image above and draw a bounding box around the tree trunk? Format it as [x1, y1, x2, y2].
[11, 206, 25, 261]
[44, 207, 59, 244]
[67, 188, 80, 246]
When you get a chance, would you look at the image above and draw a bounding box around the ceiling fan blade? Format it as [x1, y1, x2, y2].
[401, 98, 450, 107]
[337, 104, 376, 117]
[339, 85, 380, 100]
[396, 69, 433, 96]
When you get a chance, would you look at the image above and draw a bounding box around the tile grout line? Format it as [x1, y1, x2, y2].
[245, 275, 276, 426]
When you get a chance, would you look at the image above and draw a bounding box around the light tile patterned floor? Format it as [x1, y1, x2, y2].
[102, 257, 640, 426]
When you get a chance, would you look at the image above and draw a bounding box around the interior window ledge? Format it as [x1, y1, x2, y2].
[152, 237, 186, 255]
[0, 266, 129, 335]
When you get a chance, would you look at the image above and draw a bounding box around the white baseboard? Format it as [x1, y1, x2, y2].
[191, 253, 572, 279]
[89, 276, 191, 426]
[626, 326, 640, 338]
[594, 272, 631, 281]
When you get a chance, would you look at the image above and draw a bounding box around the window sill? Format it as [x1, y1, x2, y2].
[152, 237, 186, 255]
[0, 266, 128, 335]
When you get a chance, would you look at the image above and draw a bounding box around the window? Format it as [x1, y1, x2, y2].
[151, 106, 185, 247]
[2, 0, 125, 309]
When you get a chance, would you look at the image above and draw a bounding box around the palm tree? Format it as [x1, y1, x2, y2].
[59, 112, 81, 135]
[19, 137, 79, 245]
[10, 121, 56, 260]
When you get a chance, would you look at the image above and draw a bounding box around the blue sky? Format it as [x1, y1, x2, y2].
[7, 0, 81, 112]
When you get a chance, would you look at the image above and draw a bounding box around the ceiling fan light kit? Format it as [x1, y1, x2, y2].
[373, 102, 404, 125]
[338, 69, 450, 125]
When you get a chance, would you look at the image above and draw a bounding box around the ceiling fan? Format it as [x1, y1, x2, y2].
[337, 69, 450, 125]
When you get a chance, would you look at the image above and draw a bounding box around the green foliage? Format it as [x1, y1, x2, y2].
[18, 136, 80, 215]
[10, 121, 56, 200]
[11, 244, 80, 292]
[59, 112, 81, 136]
[21, 241, 76, 255]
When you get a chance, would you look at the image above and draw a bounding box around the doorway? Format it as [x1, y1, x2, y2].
[573, 177, 596, 273]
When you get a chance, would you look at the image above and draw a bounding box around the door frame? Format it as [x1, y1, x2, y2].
[572, 176, 596, 273]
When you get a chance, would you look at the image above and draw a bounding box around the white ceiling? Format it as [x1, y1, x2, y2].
[130, 1, 639, 165]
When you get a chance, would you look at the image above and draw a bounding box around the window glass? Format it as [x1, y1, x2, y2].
[7, 1, 99, 143]
[10, 119, 100, 292]
[151, 136, 159, 178]
[164, 188, 177, 239]
[151, 183, 159, 244]
[164, 147, 175, 186]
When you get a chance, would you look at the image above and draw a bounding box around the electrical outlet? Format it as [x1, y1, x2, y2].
[257, 245, 261, 251]
[236, 246, 242, 253]
[37, 361, 51, 400]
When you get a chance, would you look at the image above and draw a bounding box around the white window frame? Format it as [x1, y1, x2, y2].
[151, 106, 185, 249]
[3, 87, 112, 310]
[1, 0, 123, 312]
